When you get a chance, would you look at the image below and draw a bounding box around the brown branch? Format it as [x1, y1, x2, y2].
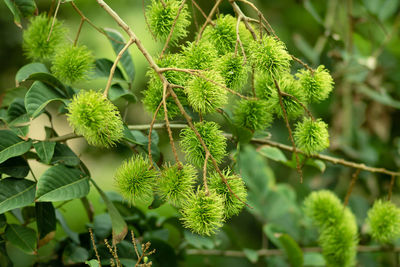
[344, 168, 361, 206]
[47, 132, 80, 142]
[142, 0, 157, 40]
[388, 175, 396, 201]
[229, 0, 257, 40]
[274, 79, 303, 183]
[234, 15, 247, 63]
[191, 0, 215, 26]
[47, 0, 61, 42]
[104, 38, 135, 97]
[196, 0, 223, 42]
[74, 18, 85, 46]
[160, 0, 187, 57]
[147, 99, 165, 166]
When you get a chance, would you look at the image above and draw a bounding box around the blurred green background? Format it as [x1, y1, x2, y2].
[1, 0, 400, 266]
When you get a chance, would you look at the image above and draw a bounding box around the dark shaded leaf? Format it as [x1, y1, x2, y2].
[4, 224, 37, 254]
[0, 178, 35, 214]
[51, 143, 80, 166]
[0, 156, 30, 178]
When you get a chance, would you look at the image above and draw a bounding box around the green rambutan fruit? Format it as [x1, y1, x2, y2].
[143, 54, 187, 119]
[180, 121, 227, 167]
[67, 90, 123, 148]
[267, 74, 306, 120]
[158, 163, 197, 207]
[185, 71, 227, 114]
[233, 99, 273, 131]
[208, 169, 247, 219]
[202, 14, 252, 55]
[180, 187, 225, 236]
[248, 35, 291, 78]
[303, 190, 344, 229]
[22, 13, 66, 62]
[296, 65, 334, 103]
[319, 218, 358, 267]
[218, 53, 248, 91]
[181, 41, 218, 70]
[255, 71, 276, 100]
[51, 45, 94, 84]
[294, 117, 330, 154]
[147, 0, 191, 44]
[114, 154, 158, 203]
[367, 199, 400, 243]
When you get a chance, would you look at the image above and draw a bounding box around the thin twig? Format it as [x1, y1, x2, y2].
[148, 99, 164, 166]
[229, 0, 257, 40]
[47, 0, 61, 42]
[196, 0, 223, 42]
[388, 175, 396, 201]
[104, 38, 135, 97]
[48, 132, 80, 142]
[161, 0, 187, 57]
[89, 228, 102, 267]
[234, 15, 247, 63]
[74, 18, 85, 46]
[344, 169, 361, 206]
[104, 239, 120, 267]
[142, 0, 156, 40]
[191, 0, 215, 26]
[274, 79, 303, 183]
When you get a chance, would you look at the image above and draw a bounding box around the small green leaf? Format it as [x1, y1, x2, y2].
[51, 143, 80, 166]
[303, 252, 325, 266]
[243, 248, 259, 263]
[0, 130, 32, 164]
[92, 58, 125, 81]
[63, 243, 89, 264]
[35, 165, 89, 202]
[258, 146, 288, 162]
[277, 234, 303, 267]
[184, 231, 214, 249]
[108, 84, 136, 103]
[305, 159, 326, 172]
[148, 194, 166, 209]
[35, 202, 56, 239]
[6, 98, 29, 125]
[16, 63, 49, 84]
[91, 179, 127, 244]
[4, 0, 37, 28]
[85, 259, 100, 267]
[25, 81, 68, 118]
[4, 224, 37, 254]
[55, 210, 80, 243]
[0, 178, 36, 214]
[33, 141, 56, 164]
[105, 28, 135, 84]
[92, 213, 112, 240]
[24, 72, 69, 97]
[0, 156, 30, 178]
[122, 125, 145, 145]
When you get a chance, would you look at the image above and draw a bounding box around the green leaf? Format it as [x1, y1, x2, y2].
[243, 248, 259, 263]
[92, 213, 112, 240]
[51, 143, 80, 166]
[277, 234, 303, 267]
[25, 81, 68, 118]
[122, 125, 145, 145]
[6, 98, 29, 126]
[258, 146, 288, 162]
[4, 224, 37, 254]
[305, 159, 326, 172]
[35, 165, 90, 202]
[33, 141, 56, 164]
[16, 63, 49, 84]
[91, 179, 127, 243]
[35, 202, 56, 239]
[0, 178, 36, 214]
[105, 28, 135, 84]
[303, 0, 322, 24]
[357, 85, 400, 109]
[92, 58, 125, 82]
[85, 259, 100, 267]
[0, 130, 32, 164]
[303, 252, 325, 266]
[55, 210, 79, 243]
[184, 231, 214, 249]
[0, 214, 6, 228]
[378, 0, 399, 21]
[108, 84, 136, 103]
[4, 0, 37, 28]
[24, 72, 69, 97]
[63, 243, 89, 264]
[0, 156, 30, 178]
[293, 33, 318, 65]
[1, 87, 27, 108]
[148, 194, 166, 209]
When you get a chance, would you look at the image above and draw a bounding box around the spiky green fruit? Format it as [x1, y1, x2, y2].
[181, 41, 218, 70]
[143, 54, 187, 119]
[51, 45, 94, 84]
[114, 155, 158, 203]
[233, 99, 273, 131]
[303, 190, 344, 229]
[147, 0, 191, 44]
[67, 90, 123, 148]
[218, 53, 248, 91]
[158, 163, 197, 207]
[180, 188, 225, 236]
[294, 118, 329, 154]
[22, 13, 66, 62]
[319, 218, 358, 267]
[255, 71, 276, 101]
[202, 14, 252, 55]
[367, 200, 400, 243]
[267, 74, 306, 120]
[249, 35, 291, 77]
[185, 71, 227, 114]
[296, 65, 334, 103]
[180, 121, 227, 167]
[208, 169, 247, 219]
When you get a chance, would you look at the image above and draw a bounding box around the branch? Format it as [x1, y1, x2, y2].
[229, 0, 258, 40]
[48, 133, 80, 142]
[196, 0, 223, 42]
